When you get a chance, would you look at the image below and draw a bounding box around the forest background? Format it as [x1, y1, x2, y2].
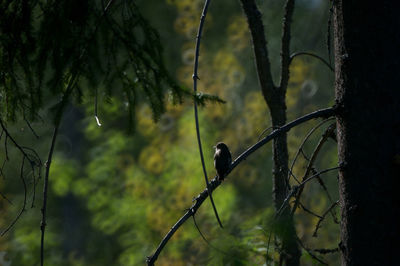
[0, 0, 340, 265]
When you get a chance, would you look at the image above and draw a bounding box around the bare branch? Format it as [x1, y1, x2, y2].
[146, 107, 335, 265]
[288, 118, 334, 184]
[192, 0, 223, 228]
[290, 52, 334, 72]
[314, 247, 339, 254]
[0, 190, 13, 205]
[1, 157, 27, 236]
[191, 215, 247, 263]
[24, 117, 40, 139]
[0, 119, 38, 165]
[291, 124, 336, 215]
[257, 126, 275, 142]
[298, 201, 323, 219]
[276, 166, 340, 217]
[0, 159, 6, 179]
[297, 236, 328, 265]
[4, 135, 9, 160]
[0, 120, 42, 210]
[313, 200, 339, 237]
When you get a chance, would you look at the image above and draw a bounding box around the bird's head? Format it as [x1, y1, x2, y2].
[214, 142, 229, 151]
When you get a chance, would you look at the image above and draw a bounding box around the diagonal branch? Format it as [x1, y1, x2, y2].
[290, 52, 334, 72]
[313, 200, 339, 237]
[0, 119, 41, 214]
[297, 236, 328, 265]
[146, 107, 335, 265]
[1, 157, 27, 236]
[0, 119, 37, 166]
[291, 123, 336, 216]
[192, 0, 223, 228]
[288, 118, 334, 185]
[276, 166, 340, 220]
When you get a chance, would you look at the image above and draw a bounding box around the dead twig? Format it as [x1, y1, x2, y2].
[291, 124, 336, 216]
[1, 157, 27, 236]
[297, 236, 327, 265]
[288, 118, 334, 185]
[146, 107, 336, 265]
[313, 200, 339, 237]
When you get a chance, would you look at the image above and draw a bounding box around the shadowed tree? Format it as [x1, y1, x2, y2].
[240, 0, 301, 264]
[333, 0, 400, 264]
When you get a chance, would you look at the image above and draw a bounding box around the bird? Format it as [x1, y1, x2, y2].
[214, 142, 232, 181]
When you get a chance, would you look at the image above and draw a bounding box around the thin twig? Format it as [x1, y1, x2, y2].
[299, 148, 310, 162]
[192, 0, 223, 228]
[312, 167, 334, 203]
[276, 166, 340, 217]
[0, 190, 13, 205]
[313, 200, 339, 237]
[0, 120, 41, 209]
[313, 247, 339, 254]
[297, 236, 327, 265]
[24, 117, 40, 139]
[257, 126, 275, 142]
[288, 118, 334, 184]
[290, 122, 337, 220]
[146, 107, 336, 265]
[0, 159, 6, 179]
[192, 214, 214, 249]
[298, 201, 323, 219]
[4, 135, 9, 161]
[291, 124, 336, 215]
[0, 119, 37, 165]
[192, 215, 246, 263]
[290, 52, 334, 72]
[30, 162, 37, 208]
[1, 157, 27, 236]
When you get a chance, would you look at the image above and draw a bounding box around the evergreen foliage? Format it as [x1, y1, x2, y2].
[0, 0, 215, 123]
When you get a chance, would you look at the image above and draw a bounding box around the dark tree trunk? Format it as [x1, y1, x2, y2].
[333, 1, 400, 265]
[240, 0, 300, 264]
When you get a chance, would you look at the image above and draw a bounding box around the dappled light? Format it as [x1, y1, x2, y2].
[4, 0, 396, 265]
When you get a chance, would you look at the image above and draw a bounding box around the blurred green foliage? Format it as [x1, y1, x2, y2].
[1, 0, 340, 265]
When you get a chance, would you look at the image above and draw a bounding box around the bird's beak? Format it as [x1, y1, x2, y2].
[213, 145, 216, 149]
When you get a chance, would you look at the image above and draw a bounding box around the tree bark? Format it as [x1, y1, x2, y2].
[333, 1, 400, 265]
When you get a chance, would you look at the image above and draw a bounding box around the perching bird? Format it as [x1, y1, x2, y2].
[214, 142, 232, 181]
